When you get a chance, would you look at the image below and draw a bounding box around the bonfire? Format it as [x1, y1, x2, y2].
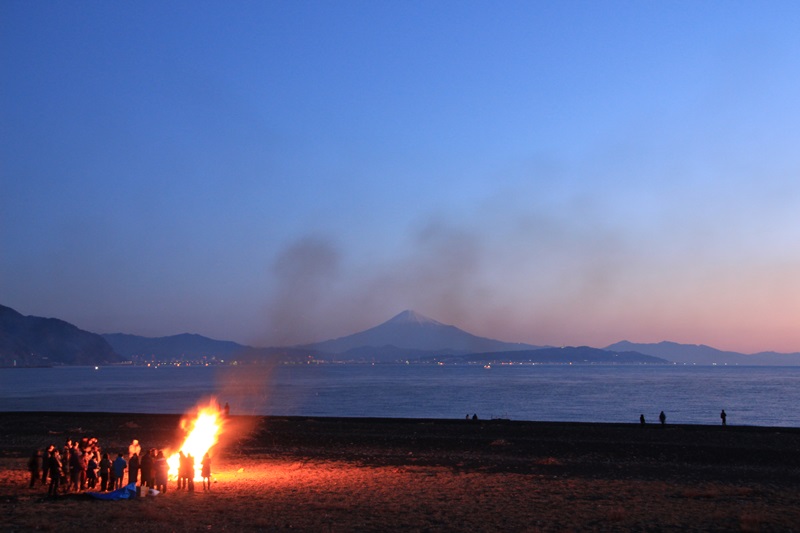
[167, 399, 225, 481]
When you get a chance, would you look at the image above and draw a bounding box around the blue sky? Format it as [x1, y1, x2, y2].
[3, 1, 800, 352]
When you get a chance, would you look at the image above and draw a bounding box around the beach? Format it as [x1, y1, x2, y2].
[2, 412, 799, 531]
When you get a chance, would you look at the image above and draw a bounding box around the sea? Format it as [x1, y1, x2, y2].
[1, 364, 799, 427]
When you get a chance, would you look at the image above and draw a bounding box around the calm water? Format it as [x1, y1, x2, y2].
[1, 364, 799, 427]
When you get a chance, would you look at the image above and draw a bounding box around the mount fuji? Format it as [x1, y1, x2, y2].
[301, 310, 541, 357]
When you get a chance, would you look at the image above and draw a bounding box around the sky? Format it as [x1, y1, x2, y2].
[2, 1, 800, 353]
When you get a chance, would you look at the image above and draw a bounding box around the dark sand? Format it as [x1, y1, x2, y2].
[2, 412, 800, 531]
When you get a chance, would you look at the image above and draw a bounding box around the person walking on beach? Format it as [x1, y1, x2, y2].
[640, 414, 646, 426]
[720, 409, 727, 426]
[201, 452, 211, 491]
[659, 411, 666, 426]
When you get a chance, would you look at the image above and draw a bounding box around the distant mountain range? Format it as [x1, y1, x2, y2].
[604, 340, 800, 366]
[3, 303, 800, 366]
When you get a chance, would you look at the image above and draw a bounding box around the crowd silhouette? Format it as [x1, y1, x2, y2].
[30, 436, 211, 498]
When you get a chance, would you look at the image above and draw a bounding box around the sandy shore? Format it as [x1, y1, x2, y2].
[2, 412, 800, 531]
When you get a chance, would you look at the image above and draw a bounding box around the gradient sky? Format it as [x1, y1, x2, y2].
[3, 1, 800, 353]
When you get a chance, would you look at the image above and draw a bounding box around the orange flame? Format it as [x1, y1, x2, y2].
[168, 399, 224, 480]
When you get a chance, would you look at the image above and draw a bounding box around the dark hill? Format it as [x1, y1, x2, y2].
[0, 304, 123, 367]
[102, 332, 245, 360]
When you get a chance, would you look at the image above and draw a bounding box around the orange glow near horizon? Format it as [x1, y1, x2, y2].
[168, 399, 224, 481]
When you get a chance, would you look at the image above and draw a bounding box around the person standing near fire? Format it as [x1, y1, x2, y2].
[186, 453, 195, 492]
[111, 453, 127, 489]
[47, 449, 62, 497]
[154, 450, 168, 493]
[140, 449, 154, 489]
[128, 451, 140, 486]
[128, 439, 141, 457]
[99, 452, 111, 491]
[201, 452, 211, 491]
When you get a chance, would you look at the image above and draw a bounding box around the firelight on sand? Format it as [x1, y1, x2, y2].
[168, 400, 224, 480]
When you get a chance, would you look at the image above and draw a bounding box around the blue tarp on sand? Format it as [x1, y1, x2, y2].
[87, 483, 138, 500]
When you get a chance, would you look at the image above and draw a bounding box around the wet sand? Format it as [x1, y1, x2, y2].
[2, 412, 800, 531]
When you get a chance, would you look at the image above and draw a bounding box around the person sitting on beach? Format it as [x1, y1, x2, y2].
[112, 453, 127, 489]
[201, 452, 211, 491]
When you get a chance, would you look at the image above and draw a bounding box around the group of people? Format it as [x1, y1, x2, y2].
[28, 437, 212, 497]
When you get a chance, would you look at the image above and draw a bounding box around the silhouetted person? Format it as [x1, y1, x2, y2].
[472, 413, 478, 421]
[28, 450, 41, 488]
[112, 453, 127, 489]
[201, 452, 211, 491]
[140, 449, 154, 488]
[155, 450, 168, 493]
[720, 409, 727, 426]
[99, 452, 111, 491]
[129, 439, 141, 458]
[86, 452, 99, 489]
[639, 414, 646, 426]
[128, 452, 140, 486]
[178, 451, 187, 490]
[47, 449, 62, 497]
[223, 402, 230, 417]
[68, 446, 83, 492]
[187, 453, 195, 492]
[41, 444, 54, 485]
[659, 411, 666, 426]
